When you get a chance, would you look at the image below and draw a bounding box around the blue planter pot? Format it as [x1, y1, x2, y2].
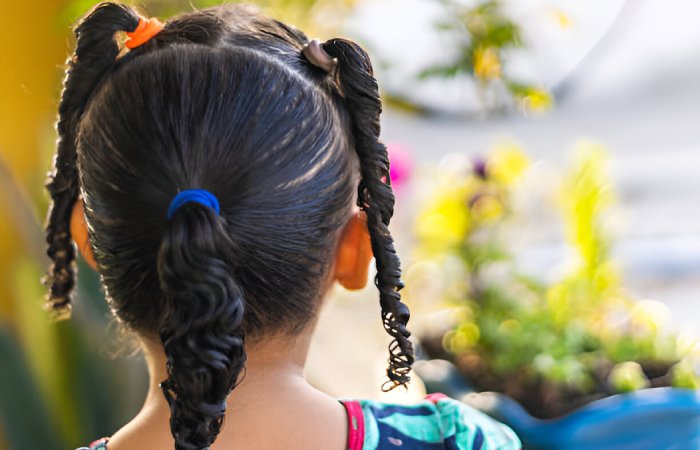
[414, 359, 700, 450]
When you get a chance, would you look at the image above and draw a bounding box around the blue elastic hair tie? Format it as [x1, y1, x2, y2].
[167, 189, 221, 219]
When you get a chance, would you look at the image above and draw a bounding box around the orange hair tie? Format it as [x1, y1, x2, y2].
[125, 17, 164, 49]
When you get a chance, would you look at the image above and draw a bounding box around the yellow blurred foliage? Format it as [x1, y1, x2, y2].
[487, 143, 530, 185]
[415, 143, 530, 258]
[0, 1, 71, 318]
[416, 180, 473, 255]
[559, 142, 617, 289]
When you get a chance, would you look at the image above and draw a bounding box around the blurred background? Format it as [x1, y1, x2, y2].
[1, 0, 698, 448]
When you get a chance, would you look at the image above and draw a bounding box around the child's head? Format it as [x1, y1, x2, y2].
[43, 2, 413, 448]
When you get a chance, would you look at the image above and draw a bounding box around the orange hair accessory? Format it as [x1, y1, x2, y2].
[125, 17, 164, 49]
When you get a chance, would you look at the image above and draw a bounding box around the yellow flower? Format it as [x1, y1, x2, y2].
[559, 142, 618, 289]
[487, 143, 530, 185]
[550, 9, 573, 29]
[473, 46, 501, 81]
[519, 88, 553, 113]
[470, 193, 504, 222]
[416, 182, 471, 255]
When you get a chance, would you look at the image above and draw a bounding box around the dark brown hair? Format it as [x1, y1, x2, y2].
[43, 2, 413, 449]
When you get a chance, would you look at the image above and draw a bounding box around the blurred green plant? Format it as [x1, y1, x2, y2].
[420, 0, 552, 115]
[0, 155, 147, 450]
[414, 142, 699, 418]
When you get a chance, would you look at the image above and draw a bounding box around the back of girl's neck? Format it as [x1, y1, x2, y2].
[139, 329, 313, 409]
[107, 329, 345, 450]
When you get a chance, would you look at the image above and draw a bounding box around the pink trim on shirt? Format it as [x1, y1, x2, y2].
[341, 400, 365, 450]
[89, 437, 109, 449]
[425, 392, 449, 404]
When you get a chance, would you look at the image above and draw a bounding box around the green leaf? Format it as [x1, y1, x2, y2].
[417, 65, 464, 80]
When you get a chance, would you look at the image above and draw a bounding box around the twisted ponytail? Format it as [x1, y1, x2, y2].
[44, 2, 139, 318]
[157, 202, 246, 450]
[322, 39, 414, 390]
